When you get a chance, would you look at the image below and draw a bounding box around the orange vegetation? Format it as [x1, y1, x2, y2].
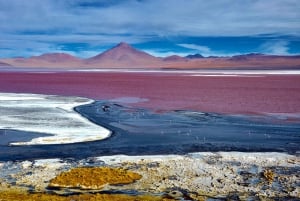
[49, 167, 142, 189]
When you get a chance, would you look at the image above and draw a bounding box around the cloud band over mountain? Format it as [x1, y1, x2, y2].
[0, 0, 299, 58]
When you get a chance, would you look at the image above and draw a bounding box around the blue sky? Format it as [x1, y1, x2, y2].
[0, 0, 300, 58]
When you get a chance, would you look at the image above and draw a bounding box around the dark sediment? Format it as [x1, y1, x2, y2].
[0, 101, 299, 161]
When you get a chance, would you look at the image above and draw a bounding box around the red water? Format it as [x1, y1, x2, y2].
[0, 72, 300, 114]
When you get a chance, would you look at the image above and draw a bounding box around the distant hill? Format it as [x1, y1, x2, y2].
[163, 55, 188, 62]
[0, 42, 300, 69]
[185, 53, 204, 59]
[0, 61, 12, 67]
[30, 53, 81, 63]
[0, 53, 83, 68]
[229, 53, 266, 61]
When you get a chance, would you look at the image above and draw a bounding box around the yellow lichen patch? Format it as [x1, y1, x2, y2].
[0, 191, 175, 201]
[49, 167, 142, 189]
[188, 192, 207, 201]
[263, 169, 275, 183]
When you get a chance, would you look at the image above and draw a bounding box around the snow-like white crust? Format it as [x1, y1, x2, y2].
[0, 93, 111, 145]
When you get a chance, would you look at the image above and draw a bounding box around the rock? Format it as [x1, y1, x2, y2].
[167, 190, 183, 199]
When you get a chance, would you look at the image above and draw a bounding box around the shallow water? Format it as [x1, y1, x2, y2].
[0, 100, 299, 161]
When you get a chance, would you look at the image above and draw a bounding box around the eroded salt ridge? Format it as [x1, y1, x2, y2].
[0, 93, 111, 145]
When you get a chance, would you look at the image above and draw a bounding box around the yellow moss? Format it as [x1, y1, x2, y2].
[49, 167, 142, 189]
[0, 191, 175, 201]
[263, 169, 275, 183]
[188, 192, 207, 201]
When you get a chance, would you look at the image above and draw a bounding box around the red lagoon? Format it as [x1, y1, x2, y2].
[0, 72, 300, 114]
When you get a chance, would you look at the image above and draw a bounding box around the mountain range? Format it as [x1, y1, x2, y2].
[1, 42, 300, 69]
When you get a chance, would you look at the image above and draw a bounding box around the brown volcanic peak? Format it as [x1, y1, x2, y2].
[86, 42, 161, 67]
[30, 53, 81, 63]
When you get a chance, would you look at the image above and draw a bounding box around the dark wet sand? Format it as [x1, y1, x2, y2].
[0, 72, 300, 114]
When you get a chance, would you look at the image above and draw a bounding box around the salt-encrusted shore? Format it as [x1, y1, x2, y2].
[0, 93, 111, 145]
[0, 152, 299, 200]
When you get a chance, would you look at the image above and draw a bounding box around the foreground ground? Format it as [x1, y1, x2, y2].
[0, 153, 299, 200]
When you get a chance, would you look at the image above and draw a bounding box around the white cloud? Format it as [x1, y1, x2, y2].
[72, 50, 102, 58]
[177, 44, 212, 55]
[143, 50, 189, 57]
[260, 41, 290, 55]
[0, 0, 299, 36]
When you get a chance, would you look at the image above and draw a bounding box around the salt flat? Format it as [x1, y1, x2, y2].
[0, 93, 111, 145]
